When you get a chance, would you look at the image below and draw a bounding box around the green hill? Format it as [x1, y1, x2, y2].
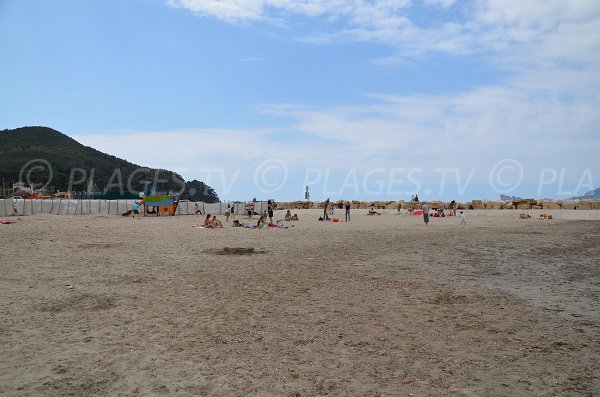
[0, 126, 219, 202]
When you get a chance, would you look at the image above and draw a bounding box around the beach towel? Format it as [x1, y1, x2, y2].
[192, 224, 206, 229]
[0, 220, 16, 224]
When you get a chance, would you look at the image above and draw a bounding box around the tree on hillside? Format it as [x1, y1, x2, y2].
[186, 179, 219, 203]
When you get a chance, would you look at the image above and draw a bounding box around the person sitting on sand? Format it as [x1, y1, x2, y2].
[204, 214, 215, 228]
[257, 214, 270, 229]
[367, 207, 381, 215]
[211, 215, 223, 228]
[285, 210, 292, 221]
[519, 213, 531, 219]
[290, 213, 299, 221]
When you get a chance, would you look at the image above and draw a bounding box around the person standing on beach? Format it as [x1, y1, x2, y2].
[225, 205, 231, 222]
[132, 201, 140, 219]
[422, 203, 429, 225]
[230, 204, 235, 220]
[267, 200, 274, 224]
[459, 211, 466, 225]
[323, 198, 330, 221]
[345, 201, 351, 222]
[194, 202, 202, 216]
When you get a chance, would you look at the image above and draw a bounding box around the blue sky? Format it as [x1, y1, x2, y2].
[1, 0, 599, 201]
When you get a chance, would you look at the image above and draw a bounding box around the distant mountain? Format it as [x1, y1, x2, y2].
[570, 187, 600, 200]
[500, 194, 523, 201]
[0, 126, 219, 202]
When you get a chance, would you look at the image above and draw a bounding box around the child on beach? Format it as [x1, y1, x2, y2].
[132, 201, 140, 219]
[459, 211, 466, 225]
[257, 214, 269, 229]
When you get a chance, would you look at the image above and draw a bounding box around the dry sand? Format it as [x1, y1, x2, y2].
[0, 209, 599, 396]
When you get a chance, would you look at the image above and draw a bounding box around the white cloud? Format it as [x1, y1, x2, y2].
[166, 1, 600, 63]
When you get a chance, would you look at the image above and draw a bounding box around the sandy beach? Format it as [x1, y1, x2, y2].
[1, 209, 599, 396]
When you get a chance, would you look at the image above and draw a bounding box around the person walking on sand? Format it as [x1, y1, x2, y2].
[345, 201, 351, 222]
[459, 210, 466, 225]
[422, 203, 429, 225]
[194, 202, 202, 216]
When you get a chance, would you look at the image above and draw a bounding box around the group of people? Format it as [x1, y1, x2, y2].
[202, 200, 303, 229]
[321, 199, 353, 222]
[203, 214, 223, 228]
[421, 203, 465, 225]
[284, 210, 299, 221]
[198, 197, 467, 228]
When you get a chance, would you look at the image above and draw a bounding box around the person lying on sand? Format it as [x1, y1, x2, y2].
[367, 208, 381, 215]
[290, 213, 299, 221]
[519, 213, 531, 219]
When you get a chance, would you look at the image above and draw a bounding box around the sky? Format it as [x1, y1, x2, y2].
[1, 0, 599, 201]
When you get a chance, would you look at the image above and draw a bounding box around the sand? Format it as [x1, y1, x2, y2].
[0, 209, 599, 396]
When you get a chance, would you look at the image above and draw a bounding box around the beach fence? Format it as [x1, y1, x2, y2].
[0, 199, 268, 217]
